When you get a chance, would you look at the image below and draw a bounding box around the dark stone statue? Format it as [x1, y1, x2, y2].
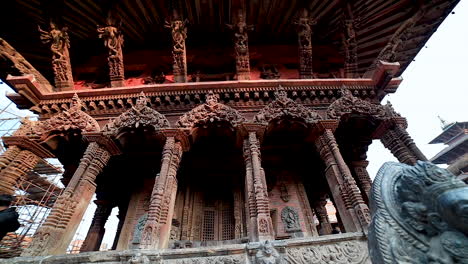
[369, 161, 468, 263]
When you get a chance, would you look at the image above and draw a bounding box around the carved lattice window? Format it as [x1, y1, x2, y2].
[222, 209, 234, 240]
[202, 210, 215, 241]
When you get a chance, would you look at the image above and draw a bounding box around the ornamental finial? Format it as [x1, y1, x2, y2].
[274, 85, 288, 100]
[71, 93, 84, 110]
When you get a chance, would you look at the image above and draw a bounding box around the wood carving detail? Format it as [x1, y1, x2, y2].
[254, 89, 322, 124]
[102, 92, 170, 135]
[98, 17, 125, 86]
[166, 11, 188, 83]
[227, 10, 253, 80]
[39, 93, 100, 139]
[38, 22, 74, 90]
[177, 92, 245, 129]
[294, 9, 316, 79]
[327, 88, 389, 119]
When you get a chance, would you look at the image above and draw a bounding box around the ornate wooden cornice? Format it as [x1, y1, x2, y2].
[6, 63, 401, 119]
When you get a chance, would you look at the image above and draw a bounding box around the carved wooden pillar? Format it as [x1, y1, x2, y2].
[314, 194, 333, 235]
[140, 135, 183, 249]
[0, 149, 39, 195]
[380, 124, 427, 165]
[228, 10, 252, 80]
[350, 160, 372, 202]
[0, 145, 21, 171]
[22, 142, 110, 256]
[98, 18, 125, 87]
[243, 128, 274, 241]
[39, 22, 74, 91]
[295, 9, 316, 79]
[80, 200, 113, 252]
[315, 129, 370, 232]
[166, 11, 188, 83]
[233, 187, 245, 238]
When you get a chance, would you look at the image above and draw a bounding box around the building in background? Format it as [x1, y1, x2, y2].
[0, 0, 459, 263]
[430, 120, 468, 182]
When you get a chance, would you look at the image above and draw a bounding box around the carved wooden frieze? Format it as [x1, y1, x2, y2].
[176, 92, 246, 129]
[326, 88, 387, 119]
[102, 92, 170, 136]
[254, 89, 322, 125]
[285, 240, 370, 263]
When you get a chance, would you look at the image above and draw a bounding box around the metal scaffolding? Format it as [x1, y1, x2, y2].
[0, 92, 64, 258]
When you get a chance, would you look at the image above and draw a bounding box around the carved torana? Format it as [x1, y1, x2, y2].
[254, 89, 322, 125]
[327, 88, 386, 119]
[39, 22, 74, 91]
[38, 93, 100, 140]
[177, 92, 245, 129]
[98, 17, 125, 87]
[369, 161, 468, 263]
[103, 92, 170, 136]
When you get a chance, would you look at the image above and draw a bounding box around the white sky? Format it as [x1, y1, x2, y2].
[0, 0, 466, 250]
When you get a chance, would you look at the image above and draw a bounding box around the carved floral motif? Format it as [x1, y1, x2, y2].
[286, 241, 369, 264]
[326, 88, 387, 119]
[102, 92, 170, 135]
[369, 161, 468, 264]
[177, 92, 245, 128]
[254, 89, 321, 124]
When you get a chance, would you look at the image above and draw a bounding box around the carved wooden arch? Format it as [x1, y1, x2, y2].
[37, 93, 100, 141]
[253, 89, 322, 125]
[326, 88, 397, 120]
[176, 92, 246, 129]
[102, 92, 170, 136]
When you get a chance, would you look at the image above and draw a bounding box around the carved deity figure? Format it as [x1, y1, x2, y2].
[132, 213, 148, 245]
[294, 9, 316, 49]
[39, 21, 73, 85]
[369, 161, 468, 263]
[281, 207, 301, 232]
[227, 11, 253, 56]
[255, 241, 283, 264]
[39, 22, 70, 61]
[97, 18, 124, 58]
[165, 10, 188, 81]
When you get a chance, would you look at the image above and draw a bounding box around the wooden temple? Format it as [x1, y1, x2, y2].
[0, 0, 459, 263]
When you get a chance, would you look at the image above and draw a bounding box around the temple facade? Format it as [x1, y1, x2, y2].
[0, 0, 458, 263]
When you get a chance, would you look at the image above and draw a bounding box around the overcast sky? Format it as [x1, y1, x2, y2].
[0, 0, 466, 250]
